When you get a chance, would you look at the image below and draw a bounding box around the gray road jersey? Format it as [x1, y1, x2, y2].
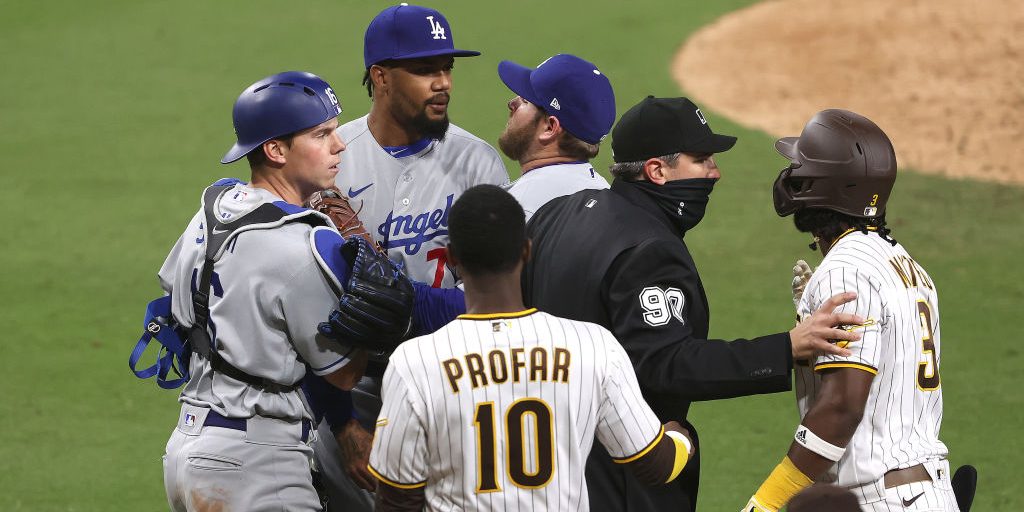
[505, 161, 610, 221]
[335, 115, 509, 287]
[159, 184, 356, 421]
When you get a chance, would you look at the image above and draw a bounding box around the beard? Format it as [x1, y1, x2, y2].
[391, 92, 452, 140]
[410, 110, 449, 140]
[498, 119, 535, 162]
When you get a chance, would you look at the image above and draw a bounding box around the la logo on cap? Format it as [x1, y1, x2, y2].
[426, 15, 446, 39]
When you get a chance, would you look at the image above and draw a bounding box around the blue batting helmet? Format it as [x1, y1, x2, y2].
[221, 71, 343, 164]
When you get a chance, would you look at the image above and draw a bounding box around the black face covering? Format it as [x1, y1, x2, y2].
[630, 178, 717, 234]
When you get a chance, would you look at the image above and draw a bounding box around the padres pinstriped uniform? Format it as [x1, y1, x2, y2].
[744, 109, 959, 512]
[335, 115, 508, 287]
[369, 310, 671, 511]
[795, 228, 957, 510]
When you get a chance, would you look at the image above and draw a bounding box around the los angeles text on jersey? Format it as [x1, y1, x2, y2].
[378, 194, 455, 255]
[442, 346, 571, 393]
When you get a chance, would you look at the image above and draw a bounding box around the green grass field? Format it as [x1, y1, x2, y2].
[2, 0, 1020, 509]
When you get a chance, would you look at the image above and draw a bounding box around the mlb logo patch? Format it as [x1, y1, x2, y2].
[184, 413, 196, 427]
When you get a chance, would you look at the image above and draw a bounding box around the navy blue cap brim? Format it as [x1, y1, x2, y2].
[498, 61, 545, 107]
[372, 48, 480, 67]
[221, 142, 257, 164]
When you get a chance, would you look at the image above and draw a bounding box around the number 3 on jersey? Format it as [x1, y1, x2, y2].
[639, 286, 685, 326]
[473, 398, 554, 493]
[916, 300, 940, 390]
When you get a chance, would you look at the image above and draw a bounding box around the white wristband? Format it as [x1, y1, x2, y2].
[666, 430, 692, 454]
[794, 424, 845, 462]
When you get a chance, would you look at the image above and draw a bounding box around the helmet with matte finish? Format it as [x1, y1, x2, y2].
[772, 109, 896, 218]
[221, 71, 343, 164]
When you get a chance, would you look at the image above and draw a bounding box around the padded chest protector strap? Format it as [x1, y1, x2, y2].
[189, 184, 326, 392]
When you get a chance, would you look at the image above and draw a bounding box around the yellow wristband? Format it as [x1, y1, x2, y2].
[664, 430, 691, 483]
[752, 456, 813, 510]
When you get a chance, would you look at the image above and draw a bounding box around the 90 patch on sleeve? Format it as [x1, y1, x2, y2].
[639, 286, 685, 326]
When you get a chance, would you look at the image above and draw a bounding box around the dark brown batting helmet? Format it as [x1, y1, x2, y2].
[772, 109, 897, 218]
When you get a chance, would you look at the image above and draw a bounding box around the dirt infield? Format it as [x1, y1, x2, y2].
[673, 0, 1023, 184]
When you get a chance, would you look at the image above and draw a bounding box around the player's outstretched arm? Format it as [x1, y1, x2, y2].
[741, 367, 873, 511]
[788, 292, 862, 360]
[409, 281, 466, 337]
[603, 241, 794, 399]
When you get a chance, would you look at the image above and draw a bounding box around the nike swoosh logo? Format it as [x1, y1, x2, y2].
[348, 183, 373, 197]
[212, 226, 229, 235]
[388, 148, 407, 156]
[902, 492, 925, 507]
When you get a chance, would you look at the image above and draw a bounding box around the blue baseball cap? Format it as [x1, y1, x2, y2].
[364, 4, 481, 68]
[497, 54, 615, 145]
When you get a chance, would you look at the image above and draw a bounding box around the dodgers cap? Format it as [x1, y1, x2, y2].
[497, 54, 615, 145]
[364, 3, 480, 68]
[612, 96, 736, 162]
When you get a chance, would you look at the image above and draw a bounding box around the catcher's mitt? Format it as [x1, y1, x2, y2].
[305, 188, 378, 250]
[318, 236, 414, 355]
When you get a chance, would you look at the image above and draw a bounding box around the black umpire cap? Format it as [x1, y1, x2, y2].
[612, 96, 737, 162]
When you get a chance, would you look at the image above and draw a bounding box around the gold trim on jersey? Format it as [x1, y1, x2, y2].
[828, 226, 879, 251]
[834, 318, 879, 348]
[458, 308, 538, 320]
[814, 362, 878, 375]
[613, 426, 665, 464]
[366, 464, 427, 489]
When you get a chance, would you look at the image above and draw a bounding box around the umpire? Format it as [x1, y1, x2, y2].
[522, 96, 863, 511]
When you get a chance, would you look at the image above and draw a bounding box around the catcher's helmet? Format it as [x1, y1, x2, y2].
[772, 109, 896, 218]
[221, 71, 343, 164]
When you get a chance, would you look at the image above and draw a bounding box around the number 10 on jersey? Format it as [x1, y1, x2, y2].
[473, 398, 554, 493]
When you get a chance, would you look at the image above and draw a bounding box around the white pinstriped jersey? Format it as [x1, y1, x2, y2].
[795, 228, 949, 504]
[368, 309, 664, 511]
[334, 116, 509, 287]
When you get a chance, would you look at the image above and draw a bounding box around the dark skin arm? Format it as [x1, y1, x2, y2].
[375, 481, 426, 512]
[787, 368, 874, 478]
[322, 349, 369, 390]
[337, 418, 377, 491]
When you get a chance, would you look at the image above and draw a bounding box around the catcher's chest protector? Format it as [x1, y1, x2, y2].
[190, 183, 330, 391]
[130, 181, 330, 391]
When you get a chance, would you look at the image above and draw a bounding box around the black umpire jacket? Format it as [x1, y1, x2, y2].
[523, 178, 793, 512]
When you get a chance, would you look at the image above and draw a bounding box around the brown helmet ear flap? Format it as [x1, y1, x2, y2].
[773, 166, 801, 216]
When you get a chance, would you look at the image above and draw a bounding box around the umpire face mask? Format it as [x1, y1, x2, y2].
[633, 178, 717, 234]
